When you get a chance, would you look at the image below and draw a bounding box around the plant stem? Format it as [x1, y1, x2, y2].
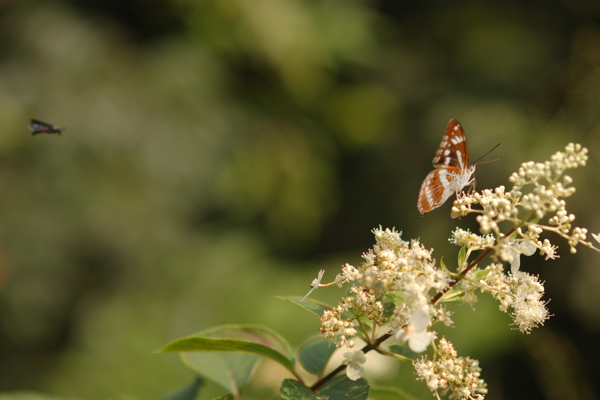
[431, 225, 519, 304]
[310, 332, 392, 391]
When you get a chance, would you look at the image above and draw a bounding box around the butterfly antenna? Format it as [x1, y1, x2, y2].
[473, 142, 501, 165]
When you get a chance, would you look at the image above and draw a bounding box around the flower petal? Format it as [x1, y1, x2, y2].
[408, 331, 431, 353]
[501, 247, 517, 263]
[343, 350, 366, 364]
[520, 241, 537, 256]
[346, 361, 364, 381]
[410, 309, 431, 330]
[510, 255, 521, 274]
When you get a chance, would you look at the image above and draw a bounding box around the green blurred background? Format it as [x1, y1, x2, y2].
[1, 0, 600, 399]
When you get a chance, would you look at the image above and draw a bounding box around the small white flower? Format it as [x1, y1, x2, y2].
[333, 263, 363, 287]
[395, 309, 431, 353]
[538, 239, 559, 260]
[507, 271, 549, 333]
[449, 228, 495, 250]
[501, 240, 536, 274]
[301, 269, 325, 301]
[342, 351, 367, 381]
[592, 233, 600, 244]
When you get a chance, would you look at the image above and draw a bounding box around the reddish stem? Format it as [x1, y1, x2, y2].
[310, 333, 392, 392]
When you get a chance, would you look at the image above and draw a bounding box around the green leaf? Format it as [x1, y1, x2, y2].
[457, 246, 467, 270]
[185, 351, 252, 398]
[319, 375, 370, 400]
[0, 394, 79, 400]
[384, 291, 406, 305]
[469, 268, 492, 281]
[358, 315, 375, 331]
[276, 296, 333, 316]
[280, 376, 370, 400]
[382, 300, 396, 319]
[199, 325, 295, 357]
[280, 379, 322, 400]
[439, 257, 448, 272]
[369, 386, 421, 400]
[162, 336, 295, 371]
[158, 377, 203, 400]
[298, 337, 336, 376]
[212, 395, 234, 400]
[388, 344, 420, 360]
[438, 287, 465, 302]
[160, 325, 295, 395]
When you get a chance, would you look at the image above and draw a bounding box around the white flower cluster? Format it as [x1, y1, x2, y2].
[450, 143, 592, 277]
[504, 272, 549, 333]
[450, 226, 559, 276]
[320, 227, 453, 351]
[319, 306, 358, 348]
[450, 228, 495, 250]
[452, 186, 521, 231]
[441, 145, 586, 335]
[460, 264, 549, 333]
[452, 144, 589, 253]
[414, 338, 487, 400]
[319, 285, 383, 348]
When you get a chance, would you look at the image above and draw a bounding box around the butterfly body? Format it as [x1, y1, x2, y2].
[29, 119, 64, 135]
[417, 119, 475, 215]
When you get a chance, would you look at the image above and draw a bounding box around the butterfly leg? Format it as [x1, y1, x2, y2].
[468, 177, 476, 194]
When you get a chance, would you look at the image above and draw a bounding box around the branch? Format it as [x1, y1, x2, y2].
[310, 332, 392, 392]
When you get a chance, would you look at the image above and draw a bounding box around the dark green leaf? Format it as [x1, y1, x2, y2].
[280, 379, 321, 400]
[158, 377, 203, 400]
[281, 376, 371, 400]
[382, 300, 396, 319]
[298, 337, 336, 376]
[319, 375, 370, 400]
[276, 296, 332, 316]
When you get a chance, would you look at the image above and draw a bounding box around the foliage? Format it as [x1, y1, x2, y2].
[1, 1, 600, 400]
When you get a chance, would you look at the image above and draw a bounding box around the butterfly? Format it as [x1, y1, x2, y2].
[29, 119, 65, 136]
[417, 119, 476, 215]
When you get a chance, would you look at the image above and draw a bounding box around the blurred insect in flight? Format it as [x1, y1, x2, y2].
[29, 119, 65, 136]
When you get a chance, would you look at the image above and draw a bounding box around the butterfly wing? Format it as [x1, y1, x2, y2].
[418, 119, 473, 215]
[431, 119, 469, 171]
[417, 166, 463, 215]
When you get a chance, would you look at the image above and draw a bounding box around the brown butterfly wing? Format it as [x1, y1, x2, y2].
[431, 119, 469, 171]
